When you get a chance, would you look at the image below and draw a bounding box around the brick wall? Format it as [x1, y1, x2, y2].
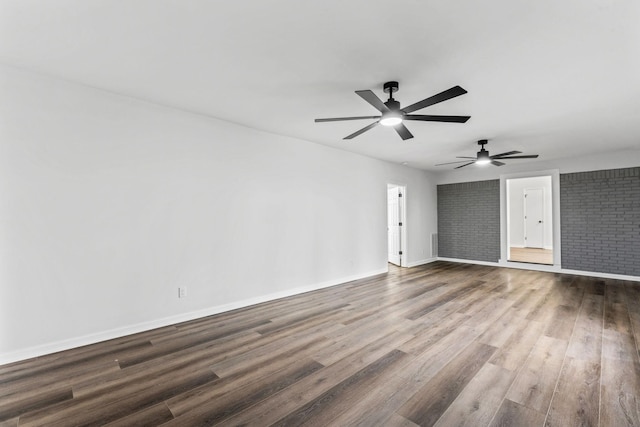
[560, 167, 640, 276]
[437, 180, 501, 262]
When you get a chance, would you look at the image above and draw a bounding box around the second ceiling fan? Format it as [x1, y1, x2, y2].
[436, 140, 540, 169]
[315, 81, 470, 140]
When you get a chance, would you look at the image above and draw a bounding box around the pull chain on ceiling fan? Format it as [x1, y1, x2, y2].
[435, 140, 539, 169]
[315, 81, 471, 141]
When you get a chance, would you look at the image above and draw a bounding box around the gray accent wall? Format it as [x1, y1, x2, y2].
[560, 167, 640, 276]
[437, 180, 501, 262]
[436, 167, 640, 277]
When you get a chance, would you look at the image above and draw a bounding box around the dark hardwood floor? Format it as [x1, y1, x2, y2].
[2, 262, 640, 426]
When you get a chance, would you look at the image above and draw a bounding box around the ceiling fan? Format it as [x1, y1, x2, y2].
[315, 81, 470, 141]
[436, 140, 540, 169]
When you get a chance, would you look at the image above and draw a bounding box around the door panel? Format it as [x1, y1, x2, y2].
[524, 188, 544, 248]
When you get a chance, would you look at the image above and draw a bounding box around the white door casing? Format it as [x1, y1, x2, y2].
[387, 186, 402, 266]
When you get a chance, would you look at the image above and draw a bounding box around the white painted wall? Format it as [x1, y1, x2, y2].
[0, 65, 437, 362]
[507, 176, 553, 248]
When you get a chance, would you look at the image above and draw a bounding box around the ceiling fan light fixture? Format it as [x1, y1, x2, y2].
[315, 82, 470, 140]
[476, 150, 491, 165]
[380, 111, 403, 127]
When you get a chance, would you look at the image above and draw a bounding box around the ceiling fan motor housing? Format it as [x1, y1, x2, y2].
[385, 99, 401, 110]
[477, 149, 490, 161]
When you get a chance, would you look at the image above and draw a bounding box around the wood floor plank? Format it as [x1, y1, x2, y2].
[0, 418, 19, 427]
[327, 371, 420, 427]
[394, 325, 479, 382]
[310, 317, 412, 366]
[600, 357, 640, 426]
[605, 301, 633, 335]
[72, 330, 260, 398]
[505, 335, 567, 413]
[602, 329, 638, 362]
[270, 350, 408, 427]
[398, 312, 469, 355]
[405, 280, 483, 320]
[382, 413, 420, 427]
[433, 362, 516, 427]
[0, 262, 638, 426]
[0, 388, 73, 423]
[209, 324, 331, 378]
[116, 318, 271, 368]
[478, 308, 527, 348]
[625, 282, 640, 359]
[488, 319, 545, 372]
[487, 399, 545, 427]
[463, 297, 516, 337]
[18, 367, 219, 426]
[544, 357, 601, 427]
[566, 293, 603, 361]
[163, 358, 325, 426]
[215, 328, 415, 427]
[102, 402, 174, 427]
[544, 304, 580, 340]
[397, 341, 497, 426]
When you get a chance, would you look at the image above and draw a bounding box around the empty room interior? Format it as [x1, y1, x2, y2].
[1, 1, 640, 426]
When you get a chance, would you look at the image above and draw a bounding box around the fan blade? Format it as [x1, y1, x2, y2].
[456, 156, 477, 159]
[454, 161, 475, 169]
[343, 122, 379, 140]
[315, 116, 381, 122]
[394, 123, 414, 140]
[491, 151, 521, 158]
[402, 86, 468, 114]
[403, 114, 470, 123]
[497, 155, 539, 159]
[435, 159, 477, 166]
[355, 90, 390, 113]
[491, 160, 505, 166]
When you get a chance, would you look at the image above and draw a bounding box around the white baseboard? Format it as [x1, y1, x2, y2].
[559, 268, 640, 282]
[437, 257, 499, 267]
[437, 257, 640, 282]
[406, 257, 437, 268]
[0, 267, 387, 366]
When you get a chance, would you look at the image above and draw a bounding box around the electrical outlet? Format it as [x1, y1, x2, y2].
[178, 286, 187, 298]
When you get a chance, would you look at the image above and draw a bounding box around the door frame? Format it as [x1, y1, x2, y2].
[500, 170, 561, 270]
[387, 183, 407, 267]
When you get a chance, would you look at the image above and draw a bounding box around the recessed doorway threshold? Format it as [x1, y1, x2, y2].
[509, 247, 553, 265]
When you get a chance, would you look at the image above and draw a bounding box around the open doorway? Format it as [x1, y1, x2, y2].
[387, 184, 406, 267]
[501, 173, 560, 266]
[506, 175, 553, 265]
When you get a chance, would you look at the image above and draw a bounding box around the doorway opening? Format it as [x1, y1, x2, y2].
[505, 175, 554, 265]
[387, 184, 406, 267]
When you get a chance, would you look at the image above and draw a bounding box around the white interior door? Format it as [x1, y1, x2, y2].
[387, 187, 401, 266]
[524, 188, 544, 248]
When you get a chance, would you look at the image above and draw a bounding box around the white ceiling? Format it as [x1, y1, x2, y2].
[1, 0, 639, 171]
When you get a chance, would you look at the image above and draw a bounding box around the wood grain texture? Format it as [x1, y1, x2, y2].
[600, 357, 640, 426]
[488, 399, 545, 427]
[397, 341, 497, 426]
[544, 357, 601, 427]
[433, 362, 515, 427]
[0, 262, 638, 426]
[506, 335, 568, 413]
